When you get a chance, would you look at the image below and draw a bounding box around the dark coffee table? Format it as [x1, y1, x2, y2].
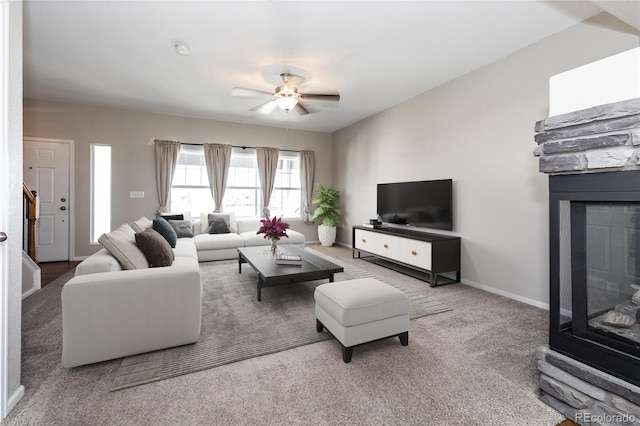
[238, 245, 344, 301]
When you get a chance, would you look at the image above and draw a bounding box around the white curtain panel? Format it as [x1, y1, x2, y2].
[154, 140, 181, 214]
[299, 150, 316, 223]
[203, 143, 232, 213]
[256, 146, 280, 218]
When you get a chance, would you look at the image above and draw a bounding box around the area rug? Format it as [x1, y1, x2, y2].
[111, 250, 451, 391]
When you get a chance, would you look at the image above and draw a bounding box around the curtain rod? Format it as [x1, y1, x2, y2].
[147, 138, 300, 153]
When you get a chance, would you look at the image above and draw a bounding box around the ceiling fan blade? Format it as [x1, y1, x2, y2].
[250, 100, 278, 114]
[280, 73, 305, 87]
[294, 102, 310, 116]
[299, 93, 340, 102]
[232, 87, 273, 97]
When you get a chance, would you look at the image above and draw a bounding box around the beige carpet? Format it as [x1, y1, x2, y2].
[111, 251, 450, 390]
[6, 245, 564, 425]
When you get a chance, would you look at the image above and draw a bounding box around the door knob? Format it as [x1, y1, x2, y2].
[0, 232, 7, 242]
[60, 206, 67, 211]
[61, 197, 67, 202]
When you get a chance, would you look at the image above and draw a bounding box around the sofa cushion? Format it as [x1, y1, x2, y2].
[135, 228, 175, 267]
[240, 229, 306, 247]
[129, 216, 153, 233]
[75, 248, 123, 276]
[168, 219, 194, 238]
[153, 216, 178, 248]
[194, 233, 244, 251]
[236, 218, 262, 234]
[98, 224, 149, 270]
[174, 238, 198, 259]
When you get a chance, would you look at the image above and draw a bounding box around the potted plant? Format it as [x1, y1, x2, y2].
[311, 184, 341, 247]
[257, 216, 290, 255]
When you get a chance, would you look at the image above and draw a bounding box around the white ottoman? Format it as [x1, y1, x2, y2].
[314, 277, 410, 363]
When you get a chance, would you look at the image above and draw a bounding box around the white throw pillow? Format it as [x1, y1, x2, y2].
[129, 216, 153, 233]
[98, 223, 149, 270]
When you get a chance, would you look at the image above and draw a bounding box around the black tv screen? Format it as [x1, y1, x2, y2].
[377, 179, 453, 231]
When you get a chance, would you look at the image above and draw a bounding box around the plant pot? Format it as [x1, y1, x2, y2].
[318, 225, 337, 247]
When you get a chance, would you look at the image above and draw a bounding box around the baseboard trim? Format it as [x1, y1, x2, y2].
[21, 287, 39, 300]
[7, 385, 24, 416]
[461, 278, 550, 310]
[72, 256, 88, 261]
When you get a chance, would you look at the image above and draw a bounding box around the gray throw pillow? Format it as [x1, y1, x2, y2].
[209, 220, 230, 234]
[168, 219, 194, 238]
[135, 228, 175, 267]
[153, 216, 178, 248]
[208, 214, 231, 234]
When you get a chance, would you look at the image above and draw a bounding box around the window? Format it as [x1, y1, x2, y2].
[170, 147, 213, 216]
[171, 147, 302, 219]
[222, 152, 261, 217]
[223, 150, 302, 218]
[271, 154, 302, 218]
[90, 144, 111, 243]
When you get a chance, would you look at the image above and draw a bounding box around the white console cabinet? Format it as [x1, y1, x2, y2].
[353, 226, 460, 287]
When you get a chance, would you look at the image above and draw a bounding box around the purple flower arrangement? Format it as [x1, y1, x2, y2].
[257, 216, 290, 242]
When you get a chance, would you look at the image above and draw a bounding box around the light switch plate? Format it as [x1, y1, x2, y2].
[129, 191, 145, 198]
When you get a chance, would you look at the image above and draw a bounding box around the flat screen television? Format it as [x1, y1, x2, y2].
[377, 179, 453, 231]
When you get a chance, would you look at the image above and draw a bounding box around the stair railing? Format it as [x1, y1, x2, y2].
[23, 182, 38, 263]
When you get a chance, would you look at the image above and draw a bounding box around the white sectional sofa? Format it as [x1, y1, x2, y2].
[61, 215, 306, 368]
[194, 216, 305, 261]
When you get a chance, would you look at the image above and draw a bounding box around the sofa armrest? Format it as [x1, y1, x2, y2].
[61, 261, 202, 367]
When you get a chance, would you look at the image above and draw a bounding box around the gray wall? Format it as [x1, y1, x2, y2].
[23, 100, 333, 257]
[332, 13, 640, 307]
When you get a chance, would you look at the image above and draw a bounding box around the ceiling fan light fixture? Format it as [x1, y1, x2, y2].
[274, 85, 299, 112]
[275, 96, 298, 112]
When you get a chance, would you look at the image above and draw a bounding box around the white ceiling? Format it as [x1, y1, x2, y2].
[23, 1, 631, 134]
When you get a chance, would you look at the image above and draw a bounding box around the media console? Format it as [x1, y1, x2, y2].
[352, 225, 461, 287]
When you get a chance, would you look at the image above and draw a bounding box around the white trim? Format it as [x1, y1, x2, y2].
[23, 137, 76, 261]
[0, 1, 10, 419]
[21, 251, 40, 300]
[6, 385, 23, 415]
[459, 278, 550, 310]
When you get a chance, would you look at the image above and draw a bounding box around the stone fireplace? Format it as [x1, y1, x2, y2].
[534, 97, 640, 423]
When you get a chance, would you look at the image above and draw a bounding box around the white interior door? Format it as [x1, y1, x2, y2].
[23, 140, 70, 262]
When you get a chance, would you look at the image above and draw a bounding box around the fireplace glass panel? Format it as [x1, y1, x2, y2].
[575, 202, 640, 350]
[558, 201, 573, 330]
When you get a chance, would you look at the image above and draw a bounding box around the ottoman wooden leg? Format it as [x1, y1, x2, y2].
[399, 331, 409, 346]
[341, 345, 353, 363]
[316, 319, 324, 332]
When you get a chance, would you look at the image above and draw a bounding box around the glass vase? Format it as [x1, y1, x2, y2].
[270, 238, 279, 255]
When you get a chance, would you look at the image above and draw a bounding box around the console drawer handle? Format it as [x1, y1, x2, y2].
[384, 244, 389, 248]
[362, 239, 366, 243]
[411, 251, 417, 256]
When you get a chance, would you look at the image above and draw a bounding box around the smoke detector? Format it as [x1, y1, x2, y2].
[174, 43, 190, 56]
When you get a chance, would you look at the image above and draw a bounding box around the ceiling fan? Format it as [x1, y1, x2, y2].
[232, 73, 340, 116]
